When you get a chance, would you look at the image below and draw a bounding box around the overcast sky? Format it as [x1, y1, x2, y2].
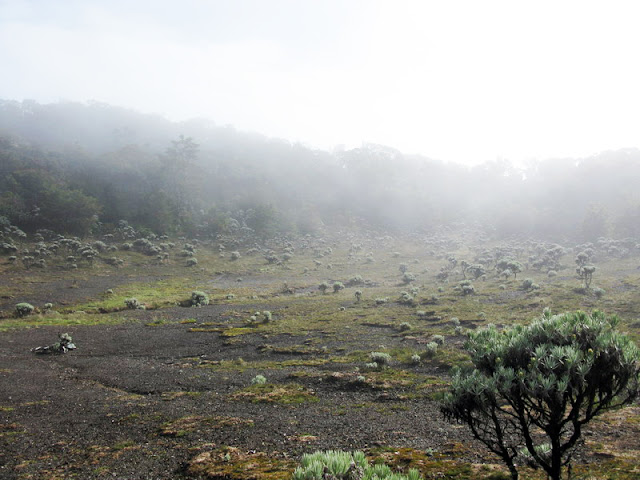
[1, 0, 639, 164]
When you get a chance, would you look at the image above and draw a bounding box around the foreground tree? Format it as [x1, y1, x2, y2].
[442, 310, 639, 480]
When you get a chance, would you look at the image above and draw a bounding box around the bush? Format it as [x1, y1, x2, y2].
[186, 257, 198, 267]
[398, 322, 412, 332]
[402, 272, 416, 284]
[318, 282, 330, 294]
[251, 374, 267, 385]
[332, 281, 345, 293]
[521, 278, 535, 290]
[124, 298, 145, 310]
[15, 302, 34, 317]
[354, 290, 362, 302]
[190, 291, 209, 307]
[442, 309, 640, 480]
[292, 450, 422, 480]
[369, 351, 392, 365]
[593, 287, 605, 298]
[423, 342, 438, 358]
[230, 251, 241, 260]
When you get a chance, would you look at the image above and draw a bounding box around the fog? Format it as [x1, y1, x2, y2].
[1, 99, 640, 242]
[2, 1, 640, 164]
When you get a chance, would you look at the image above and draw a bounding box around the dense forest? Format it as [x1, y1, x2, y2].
[1, 99, 639, 241]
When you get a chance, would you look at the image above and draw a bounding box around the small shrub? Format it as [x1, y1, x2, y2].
[432, 334, 445, 345]
[593, 287, 605, 298]
[124, 298, 145, 310]
[398, 291, 415, 306]
[191, 291, 209, 307]
[354, 290, 362, 302]
[292, 450, 423, 480]
[402, 272, 416, 284]
[251, 375, 267, 385]
[423, 342, 438, 358]
[186, 257, 198, 267]
[318, 282, 330, 294]
[398, 322, 412, 332]
[375, 297, 388, 305]
[332, 281, 345, 293]
[521, 278, 535, 290]
[230, 251, 241, 260]
[369, 351, 392, 367]
[411, 354, 421, 365]
[15, 302, 34, 317]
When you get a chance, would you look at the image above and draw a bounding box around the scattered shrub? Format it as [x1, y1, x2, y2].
[15, 302, 34, 317]
[318, 282, 330, 294]
[292, 450, 423, 480]
[423, 342, 438, 358]
[369, 351, 392, 368]
[186, 257, 198, 267]
[190, 291, 209, 307]
[332, 281, 345, 293]
[124, 298, 145, 310]
[251, 375, 267, 385]
[398, 322, 412, 332]
[398, 291, 415, 306]
[402, 272, 416, 284]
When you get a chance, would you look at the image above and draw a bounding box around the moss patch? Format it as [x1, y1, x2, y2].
[230, 382, 317, 404]
[186, 446, 295, 479]
[160, 415, 253, 437]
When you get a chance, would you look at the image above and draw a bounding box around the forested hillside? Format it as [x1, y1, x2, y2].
[1, 99, 639, 240]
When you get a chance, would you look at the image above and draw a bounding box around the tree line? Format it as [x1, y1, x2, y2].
[1, 99, 639, 240]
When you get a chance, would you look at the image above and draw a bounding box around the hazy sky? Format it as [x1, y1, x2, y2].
[1, 0, 640, 164]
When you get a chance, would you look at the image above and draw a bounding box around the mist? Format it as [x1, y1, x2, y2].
[2, 1, 640, 165]
[1, 99, 639, 243]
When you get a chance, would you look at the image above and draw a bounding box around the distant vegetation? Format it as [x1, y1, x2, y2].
[1, 99, 640, 241]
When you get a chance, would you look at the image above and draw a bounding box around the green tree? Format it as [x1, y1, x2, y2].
[442, 310, 640, 480]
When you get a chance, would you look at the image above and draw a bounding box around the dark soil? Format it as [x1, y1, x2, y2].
[1, 276, 639, 479]
[0, 304, 490, 480]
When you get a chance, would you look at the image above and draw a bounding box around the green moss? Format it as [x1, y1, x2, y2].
[230, 382, 317, 404]
[0, 311, 128, 331]
[186, 446, 295, 479]
[220, 327, 255, 337]
[160, 415, 253, 437]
